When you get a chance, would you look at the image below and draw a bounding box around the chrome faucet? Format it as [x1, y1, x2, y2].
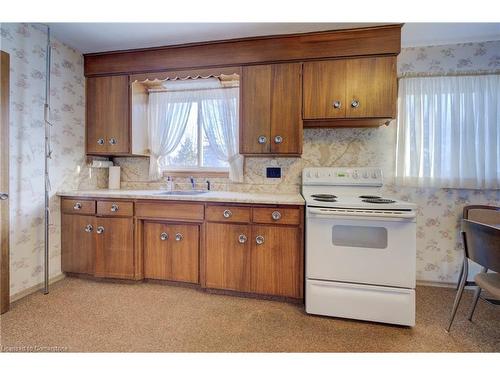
[189, 176, 195, 190]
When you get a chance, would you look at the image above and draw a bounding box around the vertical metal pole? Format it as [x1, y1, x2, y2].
[43, 26, 51, 295]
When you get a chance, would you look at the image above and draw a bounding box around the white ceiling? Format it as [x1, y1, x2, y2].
[47, 22, 500, 54]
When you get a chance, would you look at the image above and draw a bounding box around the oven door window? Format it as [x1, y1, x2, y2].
[332, 225, 388, 249]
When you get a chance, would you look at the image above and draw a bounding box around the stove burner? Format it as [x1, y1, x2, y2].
[311, 194, 337, 199]
[313, 197, 337, 202]
[359, 195, 381, 199]
[362, 198, 396, 204]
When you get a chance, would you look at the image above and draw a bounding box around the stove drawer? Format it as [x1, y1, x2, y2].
[306, 279, 415, 326]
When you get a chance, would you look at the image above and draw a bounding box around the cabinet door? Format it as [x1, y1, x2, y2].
[345, 56, 397, 118]
[95, 217, 134, 279]
[303, 60, 346, 119]
[240, 65, 271, 154]
[270, 63, 302, 154]
[250, 225, 303, 298]
[143, 222, 199, 283]
[61, 214, 95, 274]
[205, 223, 251, 291]
[86, 75, 130, 154]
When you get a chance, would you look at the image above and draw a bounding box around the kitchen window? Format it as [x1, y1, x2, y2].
[395, 74, 500, 189]
[146, 77, 243, 182]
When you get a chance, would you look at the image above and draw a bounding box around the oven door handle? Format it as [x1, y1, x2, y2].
[307, 208, 416, 221]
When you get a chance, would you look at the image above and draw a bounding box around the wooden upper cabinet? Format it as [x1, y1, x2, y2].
[345, 56, 397, 118]
[303, 60, 346, 119]
[303, 56, 397, 123]
[240, 63, 302, 155]
[86, 75, 130, 155]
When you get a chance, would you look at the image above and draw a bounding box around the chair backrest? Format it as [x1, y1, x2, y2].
[463, 205, 500, 226]
[462, 219, 500, 273]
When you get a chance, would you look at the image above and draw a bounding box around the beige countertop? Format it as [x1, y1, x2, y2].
[57, 189, 305, 206]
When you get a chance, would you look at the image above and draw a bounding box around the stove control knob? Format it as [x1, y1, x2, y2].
[352, 171, 359, 179]
[372, 171, 378, 179]
[363, 171, 369, 179]
[315, 171, 320, 178]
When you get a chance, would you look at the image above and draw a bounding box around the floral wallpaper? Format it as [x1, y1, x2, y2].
[398, 40, 500, 76]
[113, 40, 500, 284]
[0, 23, 93, 296]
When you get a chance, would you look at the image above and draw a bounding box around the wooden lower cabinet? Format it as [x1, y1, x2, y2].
[204, 221, 303, 298]
[61, 214, 95, 275]
[143, 222, 199, 283]
[95, 217, 134, 279]
[250, 225, 302, 298]
[205, 223, 251, 291]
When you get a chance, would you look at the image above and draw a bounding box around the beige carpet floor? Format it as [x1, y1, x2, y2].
[1, 277, 499, 352]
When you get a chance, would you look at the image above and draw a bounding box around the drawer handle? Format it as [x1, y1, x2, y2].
[351, 99, 360, 108]
[96, 226, 104, 234]
[84, 224, 93, 233]
[160, 232, 168, 241]
[257, 135, 267, 144]
[110, 204, 119, 212]
[255, 235, 265, 245]
[333, 100, 342, 109]
[73, 202, 82, 210]
[97, 138, 104, 145]
[238, 234, 247, 244]
[274, 135, 283, 144]
[109, 137, 117, 145]
[271, 211, 281, 221]
[223, 209, 232, 218]
[175, 233, 183, 241]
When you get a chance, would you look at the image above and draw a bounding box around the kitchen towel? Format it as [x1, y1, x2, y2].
[108, 166, 121, 190]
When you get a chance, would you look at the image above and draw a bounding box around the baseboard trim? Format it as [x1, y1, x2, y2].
[10, 273, 66, 303]
[416, 280, 456, 288]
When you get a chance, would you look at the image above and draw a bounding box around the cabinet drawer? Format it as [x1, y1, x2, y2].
[97, 201, 133, 217]
[61, 199, 96, 215]
[206, 205, 251, 223]
[136, 201, 204, 221]
[252, 207, 301, 225]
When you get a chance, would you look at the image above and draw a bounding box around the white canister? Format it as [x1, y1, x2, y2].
[108, 166, 121, 190]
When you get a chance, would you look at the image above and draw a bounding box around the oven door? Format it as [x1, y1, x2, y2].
[306, 207, 416, 288]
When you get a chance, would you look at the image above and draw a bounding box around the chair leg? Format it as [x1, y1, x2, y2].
[468, 286, 482, 321]
[446, 258, 468, 332]
[456, 262, 464, 291]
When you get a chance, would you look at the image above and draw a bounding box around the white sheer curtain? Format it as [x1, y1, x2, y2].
[395, 75, 500, 189]
[147, 91, 193, 180]
[198, 87, 243, 182]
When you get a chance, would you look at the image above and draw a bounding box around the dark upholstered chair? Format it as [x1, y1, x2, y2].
[446, 218, 500, 332]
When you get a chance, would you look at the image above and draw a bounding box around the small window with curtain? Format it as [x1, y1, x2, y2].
[140, 74, 243, 182]
[395, 74, 500, 189]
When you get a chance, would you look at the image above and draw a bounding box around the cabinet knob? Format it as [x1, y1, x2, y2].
[255, 235, 265, 245]
[257, 135, 267, 144]
[223, 209, 232, 218]
[238, 234, 247, 244]
[175, 233, 183, 241]
[271, 211, 282, 221]
[333, 100, 342, 109]
[84, 224, 93, 233]
[96, 226, 104, 234]
[109, 137, 117, 145]
[110, 203, 119, 212]
[73, 202, 82, 210]
[160, 232, 168, 241]
[274, 135, 283, 144]
[351, 99, 360, 108]
[97, 138, 105, 145]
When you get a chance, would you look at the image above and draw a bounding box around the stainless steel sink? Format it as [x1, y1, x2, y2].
[154, 190, 208, 196]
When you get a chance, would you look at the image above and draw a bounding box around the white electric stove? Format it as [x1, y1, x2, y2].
[303, 167, 416, 326]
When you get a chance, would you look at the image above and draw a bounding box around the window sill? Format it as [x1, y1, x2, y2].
[162, 170, 229, 178]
